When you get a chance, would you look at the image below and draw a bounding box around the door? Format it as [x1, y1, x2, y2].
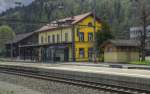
[64, 48, 69, 62]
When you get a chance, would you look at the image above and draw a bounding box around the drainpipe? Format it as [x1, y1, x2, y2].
[72, 25, 76, 62]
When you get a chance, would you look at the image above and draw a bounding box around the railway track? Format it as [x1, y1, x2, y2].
[0, 66, 149, 94]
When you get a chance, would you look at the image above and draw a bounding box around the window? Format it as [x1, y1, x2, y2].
[107, 47, 113, 52]
[88, 22, 93, 27]
[41, 36, 44, 43]
[88, 32, 93, 41]
[48, 36, 51, 43]
[77, 28, 80, 36]
[79, 48, 84, 58]
[57, 34, 60, 43]
[52, 35, 55, 43]
[88, 48, 93, 58]
[65, 33, 68, 42]
[45, 37, 47, 43]
[79, 32, 84, 41]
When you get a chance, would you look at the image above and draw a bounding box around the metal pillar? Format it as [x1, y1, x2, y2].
[10, 43, 13, 60]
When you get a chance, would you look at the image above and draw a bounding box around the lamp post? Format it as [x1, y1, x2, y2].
[93, 0, 97, 63]
[15, 1, 22, 60]
[10, 40, 13, 61]
[10, 1, 22, 61]
[131, 0, 148, 61]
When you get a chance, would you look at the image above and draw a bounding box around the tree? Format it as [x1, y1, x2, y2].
[132, 0, 150, 61]
[0, 25, 15, 55]
[96, 22, 113, 60]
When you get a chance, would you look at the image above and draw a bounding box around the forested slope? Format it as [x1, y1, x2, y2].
[0, 0, 149, 38]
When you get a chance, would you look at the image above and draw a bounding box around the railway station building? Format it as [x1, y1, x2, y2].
[6, 12, 102, 62]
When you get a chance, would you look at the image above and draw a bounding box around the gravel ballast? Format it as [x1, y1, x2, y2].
[0, 81, 43, 94]
[0, 73, 113, 94]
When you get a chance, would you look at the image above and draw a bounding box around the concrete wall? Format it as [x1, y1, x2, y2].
[130, 52, 140, 61]
[104, 52, 140, 63]
[104, 52, 118, 63]
[104, 44, 140, 63]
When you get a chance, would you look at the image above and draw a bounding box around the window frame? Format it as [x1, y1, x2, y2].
[88, 32, 93, 41]
[48, 35, 51, 43]
[88, 22, 93, 27]
[52, 35, 55, 43]
[41, 36, 44, 44]
[79, 32, 84, 42]
[57, 34, 60, 43]
[65, 33, 68, 42]
[107, 47, 113, 52]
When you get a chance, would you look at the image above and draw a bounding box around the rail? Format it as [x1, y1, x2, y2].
[0, 65, 149, 94]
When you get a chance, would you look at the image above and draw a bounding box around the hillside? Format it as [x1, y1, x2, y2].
[0, 0, 148, 38]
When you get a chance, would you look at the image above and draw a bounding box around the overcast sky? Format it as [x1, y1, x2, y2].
[0, 0, 34, 13]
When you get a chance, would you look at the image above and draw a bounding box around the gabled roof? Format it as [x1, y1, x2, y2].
[51, 12, 93, 25]
[37, 12, 101, 32]
[102, 39, 140, 47]
[36, 25, 70, 33]
[6, 32, 35, 44]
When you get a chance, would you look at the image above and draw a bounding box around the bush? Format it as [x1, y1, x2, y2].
[0, 25, 15, 57]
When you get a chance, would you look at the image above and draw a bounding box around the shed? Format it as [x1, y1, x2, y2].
[101, 40, 140, 63]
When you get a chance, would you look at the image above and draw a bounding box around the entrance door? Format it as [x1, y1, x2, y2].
[64, 48, 69, 62]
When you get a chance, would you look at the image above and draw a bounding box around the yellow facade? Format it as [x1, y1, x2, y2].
[38, 14, 102, 62]
[74, 16, 102, 61]
[38, 27, 73, 61]
[39, 27, 72, 44]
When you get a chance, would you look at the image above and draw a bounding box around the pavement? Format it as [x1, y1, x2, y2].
[1, 58, 150, 70]
[0, 61, 150, 78]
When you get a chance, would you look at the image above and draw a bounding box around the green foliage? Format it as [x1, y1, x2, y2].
[130, 61, 150, 65]
[96, 22, 113, 47]
[0, 25, 15, 55]
[96, 22, 113, 61]
[0, 0, 149, 38]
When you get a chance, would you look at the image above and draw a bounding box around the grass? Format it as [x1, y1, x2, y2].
[130, 61, 150, 65]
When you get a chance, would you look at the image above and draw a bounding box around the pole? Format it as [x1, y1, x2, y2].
[141, 6, 147, 61]
[10, 35, 14, 61]
[10, 42, 13, 60]
[18, 44, 21, 60]
[93, 0, 97, 63]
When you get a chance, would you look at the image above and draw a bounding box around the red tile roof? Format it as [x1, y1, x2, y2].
[37, 12, 100, 33]
[54, 12, 92, 25]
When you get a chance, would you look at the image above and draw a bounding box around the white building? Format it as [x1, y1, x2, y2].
[130, 25, 150, 48]
[130, 25, 150, 39]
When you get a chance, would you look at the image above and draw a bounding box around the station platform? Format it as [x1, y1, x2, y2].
[0, 61, 150, 78]
[0, 61, 150, 91]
